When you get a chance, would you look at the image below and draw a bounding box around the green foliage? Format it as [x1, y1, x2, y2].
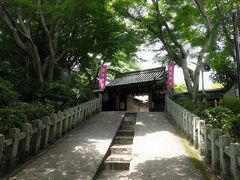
[174, 93, 240, 141]
[36, 81, 78, 111]
[0, 78, 19, 107]
[173, 95, 208, 118]
[231, 114, 240, 142]
[72, 86, 95, 102]
[0, 0, 135, 132]
[206, 1, 239, 88]
[209, 57, 236, 90]
[203, 106, 240, 142]
[174, 83, 187, 93]
[70, 73, 96, 101]
[221, 97, 240, 114]
[195, 92, 209, 102]
[0, 62, 25, 87]
[210, 83, 224, 89]
[203, 107, 234, 135]
[174, 94, 240, 142]
[0, 101, 54, 132]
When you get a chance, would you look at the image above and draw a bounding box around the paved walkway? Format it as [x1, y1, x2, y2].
[129, 112, 204, 180]
[8, 112, 205, 180]
[8, 112, 125, 180]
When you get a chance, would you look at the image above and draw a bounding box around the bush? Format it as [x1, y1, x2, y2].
[174, 96, 195, 110]
[0, 78, 19, 107]
[0, 62, 25, 86]
[72, 86, 95, 102]
[174, 95, 208, 118]
[0, 101, 54, 132]
[173, 94, 240, 142]
[203, 106, 234, 136]
[221, 97, 240, 114]
[36, 81, 78, 111]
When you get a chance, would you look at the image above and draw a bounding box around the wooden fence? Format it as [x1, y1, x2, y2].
[166, 95, 240, 180]
[0, 96, 102, 174]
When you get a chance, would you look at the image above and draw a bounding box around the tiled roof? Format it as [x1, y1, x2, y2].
[107, 67, 166, 87]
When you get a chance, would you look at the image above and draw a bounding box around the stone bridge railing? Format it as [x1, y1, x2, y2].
[0, 96, 102, 174]
[165, 95, 240, 180]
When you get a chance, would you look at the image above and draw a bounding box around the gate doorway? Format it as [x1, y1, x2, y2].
[102, 67, 167, 112]
[127, 95, 149, 112]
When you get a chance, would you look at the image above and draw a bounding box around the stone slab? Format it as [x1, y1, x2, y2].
[8, 112, 124, 180]
[129, 112, 205, 180]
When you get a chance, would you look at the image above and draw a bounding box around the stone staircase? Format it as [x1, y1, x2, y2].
[96, 113, 136, 180]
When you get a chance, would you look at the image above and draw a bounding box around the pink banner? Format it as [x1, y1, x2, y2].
[167, 62, 175, 91]
[99, 64, 108, 90]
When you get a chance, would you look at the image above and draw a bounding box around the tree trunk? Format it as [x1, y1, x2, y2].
[46, 61, 55, 81]
[30, 44, 44, 84]
[181, 59, 194, 96]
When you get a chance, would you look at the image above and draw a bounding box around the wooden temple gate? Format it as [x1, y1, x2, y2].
[102, 67, 167, 112]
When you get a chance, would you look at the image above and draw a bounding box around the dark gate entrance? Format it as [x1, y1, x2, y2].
[102, 67, 167, 112]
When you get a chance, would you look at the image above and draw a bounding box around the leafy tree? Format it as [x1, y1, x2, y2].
[0, 0, 68, 83]
[0, 0, 141, 86]
[207, 0, 239, 90]
[112, 0, 239, 99]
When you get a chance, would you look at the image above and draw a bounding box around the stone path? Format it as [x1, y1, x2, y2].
[129, 112, 204, 180]
[8, 112, 205, 180]
[8, 112, 125, 180]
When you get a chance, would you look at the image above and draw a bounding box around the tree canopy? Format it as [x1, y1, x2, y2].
[1, 0, 240, 100]
[0, 0, 141, 86]
[0, 0, 142, 129]
[111, 0, 240, 98]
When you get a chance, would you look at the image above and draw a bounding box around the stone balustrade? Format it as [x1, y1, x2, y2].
[165, 95, 240, 180]
[0, 96, 102, 174]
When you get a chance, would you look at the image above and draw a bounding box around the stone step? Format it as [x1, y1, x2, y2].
[97, 170, 129, 180]
[125, 113, 137, 118]
[114, 136, 133, 144]
[124, 116, 136, 120]
[117, 130, 134, 136]
[122, 120, 135, 125]
[110, 144, 132, 154]
[120, 124, 135, 130]
[104, 154, 131, 170]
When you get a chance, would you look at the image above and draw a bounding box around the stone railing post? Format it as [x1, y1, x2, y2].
[197, 120, 205, 154]
[57, 112, 63, 138]
[211, 129, 221, 173]
[76, 106, 81, 124]
[180, 109, 185, 131]
[6, 128, 20, 169]
[185, 111, 190, 136]
[66, 108, 72, 130]
[31, 120, 42, 155]
[219, 135, 231, 179]
[188, 114, 194, 141]
[59, 111, 69, 134]
[204, 124, 212, 164]
[41, 117, 50, 149]
[69, 108, 75, 126]
[230, 143, 240, 180]
[193, 117, 200, 148]
[79, 105, 83, 122]
[183, 111, 187, 133]
[49, 113, 57, 144]
[18, 123, 32, 162]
